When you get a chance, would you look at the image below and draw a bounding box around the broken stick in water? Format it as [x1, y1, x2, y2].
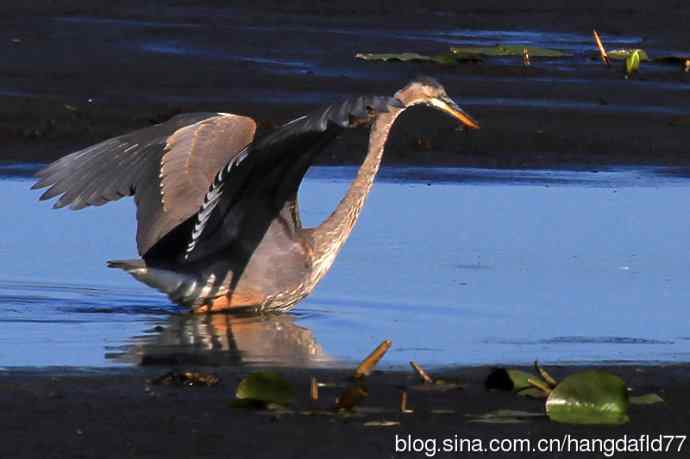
[400, 390, 413, 413]
[310, 377, 319, 401]
[593, 29, 610, 66]
[354, 339, 392, 379]
[534, 361, 558, 388]
[410, 361, 433, 384]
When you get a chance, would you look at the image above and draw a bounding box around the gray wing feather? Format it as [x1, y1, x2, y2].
[33, 112, 257, 256]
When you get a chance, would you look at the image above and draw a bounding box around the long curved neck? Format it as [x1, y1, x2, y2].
[308, 108, 402, 277]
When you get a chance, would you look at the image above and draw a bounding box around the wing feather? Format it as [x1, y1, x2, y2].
[166, 95, 402, 264]
[33, 112, 257, 255]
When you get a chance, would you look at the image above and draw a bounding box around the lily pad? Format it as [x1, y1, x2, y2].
[546, 370, 629, 425]
[630, 393, 664, 405]
[355, 52, 435, 63]
[450, 45, 570, 58]
[355, 52, 479, 65]
[235, 371, 294, 407]
[608, 49, 650, 61]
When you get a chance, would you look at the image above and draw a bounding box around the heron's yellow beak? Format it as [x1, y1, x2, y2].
[432, 96, 480, 130]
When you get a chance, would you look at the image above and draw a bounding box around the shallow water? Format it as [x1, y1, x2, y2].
[2, 165, 690, 369]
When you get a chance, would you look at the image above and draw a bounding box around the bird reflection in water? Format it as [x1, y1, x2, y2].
[109, 312, 331, 367]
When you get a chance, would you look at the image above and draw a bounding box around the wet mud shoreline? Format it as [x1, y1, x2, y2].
[1, 365, 689, 458]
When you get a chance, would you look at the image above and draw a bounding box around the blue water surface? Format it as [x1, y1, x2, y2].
[1, 164, 690, 369]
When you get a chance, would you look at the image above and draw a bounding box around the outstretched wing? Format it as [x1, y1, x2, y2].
[145, 95, 402, 264]
[33, 112, 257, 256]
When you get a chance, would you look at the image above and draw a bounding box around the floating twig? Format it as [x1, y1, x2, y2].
[593, 29, 610, 66]
[310, 377, 319, 401]
[400, 390, 413, 413]
[527, 377, 553, 396]
[410, 361, 433, 384]
[534, 361, 558, 388]
[354, 339, 392, 379]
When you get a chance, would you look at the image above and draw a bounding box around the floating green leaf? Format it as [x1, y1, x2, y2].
[608, 49, 650, 61]
[630, 393, 664, 405]
[235, 371, 294, 407]
[546, 371, 629, 425]
[626, 50, 642, 77]
[355, 52, 479, 65]
[450, 45, 570, 58]
[355, 52, 431, 62]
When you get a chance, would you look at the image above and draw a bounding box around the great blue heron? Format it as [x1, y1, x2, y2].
[33, 77, 479, 313]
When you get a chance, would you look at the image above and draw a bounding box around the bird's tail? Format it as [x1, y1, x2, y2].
[107, 259, 146, 271]
[106, 258, 200, 306]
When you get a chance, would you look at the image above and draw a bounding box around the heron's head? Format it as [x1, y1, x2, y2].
[394, 77, 480, 130]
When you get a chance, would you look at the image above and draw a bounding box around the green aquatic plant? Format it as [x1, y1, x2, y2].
[356, 45, 569, 67]
[234, 371, 295, 408]
[545, 370, 629, 425]
[450, 44, 570, 58]
[629, 393, 664, 405]
[608, 48, 649, 61]
[355, 52, 479, 65]
[625, 50, 642, 78]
